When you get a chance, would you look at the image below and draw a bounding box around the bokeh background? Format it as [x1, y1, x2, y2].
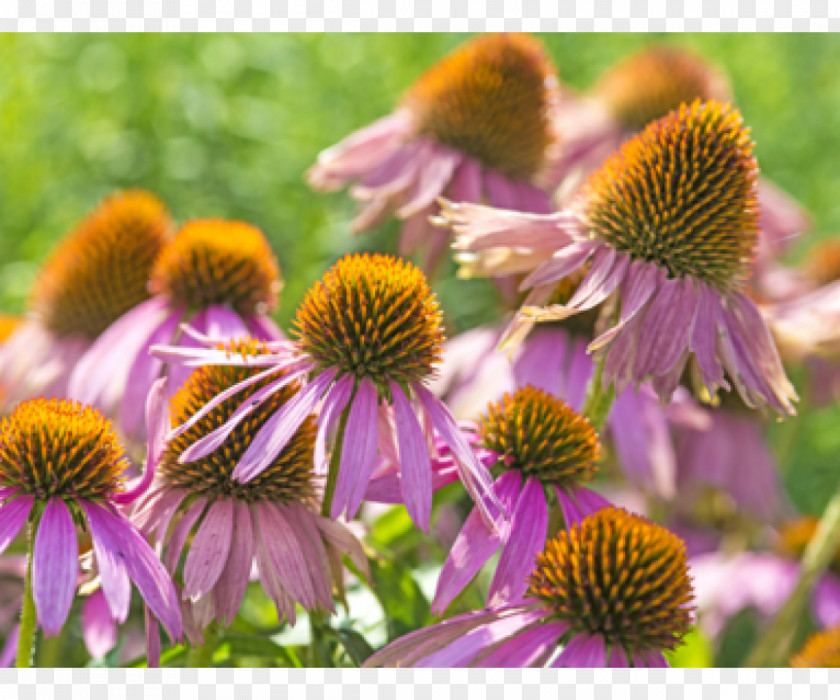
[1, 32, 839, 521]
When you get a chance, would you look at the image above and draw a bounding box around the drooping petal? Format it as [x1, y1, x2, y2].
[608, 645, 630, 668]
[254, 502, 315, 608]
[397, 144, 462, 218]
[488, 476, 549, 606]
[0, 494, 33, 556]
[85, 496, 132, 623]
[314, 374, 355, 476]
[82, 590, 117, 660]
[246, 313, 286, 342]
[314, 514, 371, 583]
[332, 377, 379, 520]
[145, 605, 161, 668]
[212, 501, 255, 626]
[812, 573, 840, 629]
[689, 283, 728, 394]
[252, 507, 298, 626]
[283, 504, 334, 612]
[234, 367, 337, 483]
[520, 241, 597, 291]
[555, 486, 584, 529]
[473, 620, 567, 668]
[81, 501, 182, 640]
[205, 305, 249, 341]
[432, 471, 523, 615]
[390, 382, 432, 530]
[164, 497, 208, 572]
[513, 327, 568, 397]
[183, 499, 234, 601]
[569, 485, 612, 516]
[33, 498, 78, 635]
[552, 633, 607, 668]
[633, 649, 669, 668]
[565, 249, 629, 312]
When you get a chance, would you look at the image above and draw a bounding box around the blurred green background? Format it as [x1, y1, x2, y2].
[1, 33, 840, 516]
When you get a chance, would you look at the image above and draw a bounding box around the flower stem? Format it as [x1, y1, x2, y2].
[187, 621, 220, 667]
[746, 485, 840, 667]
[581, 352, 616, 434]
[321, 401, 352, 519]
[16, 522, 38, 668]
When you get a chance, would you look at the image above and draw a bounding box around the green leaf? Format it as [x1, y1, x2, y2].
[332, 627, 376, 667]
[367, 556, 432, 643]
[221, 634, 303, 667]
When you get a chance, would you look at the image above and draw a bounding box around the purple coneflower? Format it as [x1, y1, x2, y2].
[691, 517, 840, 639]
[132, 340, 369, 647]
[68, 219, 284, 443]
[366, 507, 695, 668]
[0, 191, 172, 414]
[152, 253, 502, 532]
[553, 45, 809, 259]
[0, 398, 181, 666]
[307, 33, 559, 273]
[441, 100, 797, 415]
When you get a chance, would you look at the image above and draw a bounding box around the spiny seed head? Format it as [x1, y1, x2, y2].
[805, 239, 840, 286]
[0, 399, 128, 501]
[595, 46, 730, 132]
[150, 220, 281, 316]
[792, 625, 840, 668]
[293, 253, 444, 390]
[777, 517, 840, 576]
[31, 190, 172, 339]
[478, 386, 600, 486]
[402, 32, 560, 181]
[581, 100, 759, 292]
[161, 339, 316, 504]
[528, 507, 695, 655]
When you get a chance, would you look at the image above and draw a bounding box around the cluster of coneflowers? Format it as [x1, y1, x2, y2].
[1, 33, 840, 669]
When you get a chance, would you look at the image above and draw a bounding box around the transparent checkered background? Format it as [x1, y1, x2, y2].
[2, 0, 840, 693]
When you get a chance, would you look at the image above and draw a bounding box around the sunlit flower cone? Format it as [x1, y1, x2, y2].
[442, 100, 797, 415]
[67, 219, 284, 443]
[366, 508, 695, 668]
[151, 253, 503, 532]
[0, 398, 181, 642]
[0, 190, 172, 413]
[307, 33, 560, 272]
[132, 341, 369, 645]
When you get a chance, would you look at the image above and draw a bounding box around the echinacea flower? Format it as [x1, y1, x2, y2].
[691, 517, 840, 639]
[366, 507, 695, 668]
[308, 33, 560, 273]
[132, 340, 369, 644]
[0, 398, 181, 645]
[792, 623, 840, 667]
[0, 190, 172, 413]
[553, 46, 809, 259]
[68, 219, 284, 443]
[442, 100, 797, 415]
[152, 253, 502, 532]
[428, 386, 609, 613]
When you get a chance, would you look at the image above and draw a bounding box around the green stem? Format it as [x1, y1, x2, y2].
[16, 523, 38, 668]
[746, 486, 840, 667]
[187, 621, 220, 667]
[321, 401, 352, 519]
[581, 352, 616, 434]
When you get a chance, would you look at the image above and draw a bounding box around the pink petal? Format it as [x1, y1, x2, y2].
[553, 633, 607, 668]
[254, 502, 315, 608]
[0, 494, 33, 555]
[390, 382, 432, 531]
[183, 499, 234, 600]
[569, 485, 612, 516]
[82, 590, 117, 660]
[397, 144, 462, 218]
[520, 241, 597, 291]
[565, 338, 593, 411]
[145, 605, 161, 668]
[690, 283, 727, 393]
[246, 313, 286, 342]
[484, 170, 519, 209]
[565, 248, 629, 311]
[432, 471, 523, 615]
[283, 504, 334, 611]
[204, 305, 249, 341]
[33, 498, 78, 635]
[633, 649, 669, 668]
[85, 495, 132, 623]
[213, 501, 255, 626]
[812, 574, 840, 628]
[556, 486, 585, 529]
[474, 620, 567, 668]
[608, 646, 630, 667]
[513, 328, 568, 396]
[233, 366, 337, 483]
[253, 524, 298, 626]
[164, 497, 208, 572]
[446, 157, 482, 204]
[488, 476, 549, 606]
[314, 374, 355, 476]
[119, 308, 182, 440]
[332, 377, 379, 520]
[314, 515, 371, 583]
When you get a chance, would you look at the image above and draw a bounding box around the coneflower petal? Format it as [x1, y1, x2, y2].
[164, 497, 207, 573]
[473, 620, 568, 668]
[488, 476, 549, 606]
[212, 501, 254, 626]
[390, 381, 432, 532]
[520, 241, 597, 291]
[183, 499, 234, 601]
[555, 486, 585, 528]
[334, 377, 379, 520]
[82, 590, 117, 660]
[83, 498, 132, 623]
[0, 494, 33, 556]
[284, 504, 334, 611]
[565, 247, 627, 311]
[397, 146, 462, 219]
[608, 646, 630, 668]
[233, 367, 337, 483]
[255, 502, 314, 609]
[314, 374, 355, 476]
[632, 649, 669, 668]
[432, 471, 522, 616]
[313, 515, 371, 583]
[552, 633, 607, 668]
[205, 305, 250, 340]
[33, 498, 78, 635]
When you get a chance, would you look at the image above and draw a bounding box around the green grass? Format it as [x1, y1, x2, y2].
[2, 33, 840, 513]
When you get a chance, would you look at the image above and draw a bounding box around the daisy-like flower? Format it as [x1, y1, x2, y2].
[0, 398, 181, 650]
[366, 507, 695, 668]
[792, 624, 840, 667]
[152, 253, 502, 532]
[0, 191, 172, 413]
[441, 100, 797, 415]
[554, 46, 809, 258]
[68, 219, 284, 443]
[307, 33, 560, 272]
[691, 517, 840, 639]
[132, 340, 369, 644]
